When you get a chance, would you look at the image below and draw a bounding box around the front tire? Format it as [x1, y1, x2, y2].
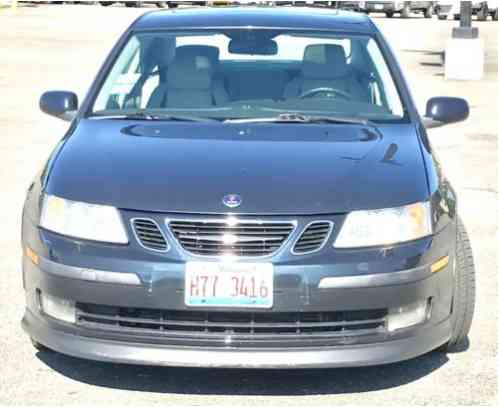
[386, 10, 394, 18]
[443, 217, 476, 352]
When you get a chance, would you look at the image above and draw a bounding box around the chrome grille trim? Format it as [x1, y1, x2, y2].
[166, 217, 297, 258]
[131, 218, 169, 253]
[292, 221, 334, 255]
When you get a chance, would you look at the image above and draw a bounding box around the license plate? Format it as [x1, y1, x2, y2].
[374, 4, 384, 9]
[185, 262, 273, 308]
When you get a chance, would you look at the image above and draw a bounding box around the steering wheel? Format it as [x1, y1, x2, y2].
[299, 87, 352, 101]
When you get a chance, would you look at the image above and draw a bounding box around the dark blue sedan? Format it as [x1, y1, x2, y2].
[21, 6, 475, 368]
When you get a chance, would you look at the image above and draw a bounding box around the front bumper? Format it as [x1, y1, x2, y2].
[23, 309, 450, 368]
[22, 213, 456, 368]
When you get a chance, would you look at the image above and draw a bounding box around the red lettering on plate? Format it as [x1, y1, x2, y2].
[200, 275, 209, 297]
[250, 276, 256, 298]
[190, 275, 199, 297]
[240, 276, 248, 297]
[231, 276, 239, 297]
[260, 280, 268, 298]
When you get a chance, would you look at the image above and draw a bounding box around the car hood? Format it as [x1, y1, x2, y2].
[46, 119, 428, 215]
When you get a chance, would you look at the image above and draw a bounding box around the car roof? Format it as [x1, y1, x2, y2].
[133, 6, 375, 34]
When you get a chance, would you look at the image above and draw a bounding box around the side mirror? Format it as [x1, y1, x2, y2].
[423, 97, 469, 129]
[40, 91, 78, 121]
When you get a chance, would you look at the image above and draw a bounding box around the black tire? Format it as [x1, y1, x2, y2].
[386, 10, 394, 18]
[454, 14, 460, 20]
[443, 217, 476, 352]
[401, 3, 411, 18]
[438, 14, 448, 20]
[424, 5, 434, 18]
[30, 338, 50, 352]
[477, 6, 488, 21]
[125, 1, 140, 7]
[99, 1, 114, 5]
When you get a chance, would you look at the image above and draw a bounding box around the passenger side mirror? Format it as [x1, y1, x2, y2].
[40, 91, 78, 121]
[423, 97, 469, 129]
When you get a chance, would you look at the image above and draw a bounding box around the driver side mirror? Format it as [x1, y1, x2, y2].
[423, 97, 469, 129]
[40, 91, 78, 121]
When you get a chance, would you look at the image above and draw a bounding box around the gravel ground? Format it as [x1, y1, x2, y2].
[0, 4, 497, 406]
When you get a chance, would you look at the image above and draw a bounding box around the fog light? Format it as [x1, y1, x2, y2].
[40, 292, 76, 324]
[387, 300, 428, 332]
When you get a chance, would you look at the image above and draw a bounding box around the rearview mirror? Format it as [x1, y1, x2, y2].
[40, 91, 78, 121]
[423, 97, 469, 129]
[228, 38, 278, 56]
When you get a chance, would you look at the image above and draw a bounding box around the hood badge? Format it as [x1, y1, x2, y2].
[223, 194, 242, 208]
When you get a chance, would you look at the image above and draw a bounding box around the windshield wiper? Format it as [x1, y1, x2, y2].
[225, 113, 375, 126]
[91, 112, 217, 122]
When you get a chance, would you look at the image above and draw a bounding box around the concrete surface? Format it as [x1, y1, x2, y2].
[0, 4, 497, 406]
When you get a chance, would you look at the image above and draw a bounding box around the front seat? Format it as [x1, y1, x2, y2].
[147, 47, 226, 109]
[284, 44, 369, 102]
[175, 45, 229, 105]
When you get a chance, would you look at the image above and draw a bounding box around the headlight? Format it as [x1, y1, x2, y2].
[334, 202, 432, 248]
[40, 194, 128, 244]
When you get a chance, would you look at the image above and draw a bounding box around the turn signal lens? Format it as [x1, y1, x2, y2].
[431, 255, 450, 273]
[25, 247, 39, 266]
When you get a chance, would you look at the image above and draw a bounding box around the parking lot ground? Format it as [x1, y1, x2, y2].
[0, 4, 497, 406]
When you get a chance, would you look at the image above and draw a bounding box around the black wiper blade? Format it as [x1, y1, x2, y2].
[91, 112, 217, 122]
[225, 113, 374, 126]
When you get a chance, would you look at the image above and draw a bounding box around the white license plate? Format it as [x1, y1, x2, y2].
[374, 4, 384, 9]
[185, 262, 273, 308]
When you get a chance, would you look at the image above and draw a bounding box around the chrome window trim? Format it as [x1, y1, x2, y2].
[165, 217, 298, 260]
[291, 220, 334, 256]
[131, 217, 170, 253]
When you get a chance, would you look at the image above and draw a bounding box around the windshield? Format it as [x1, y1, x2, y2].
[91, 29, 406, 122]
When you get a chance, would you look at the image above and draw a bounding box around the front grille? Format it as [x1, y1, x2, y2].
[293, 221, 332, 254]
[76, 303, 388, 348]
[168, 219, 295, 257]
[132, 219, 168, 252]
